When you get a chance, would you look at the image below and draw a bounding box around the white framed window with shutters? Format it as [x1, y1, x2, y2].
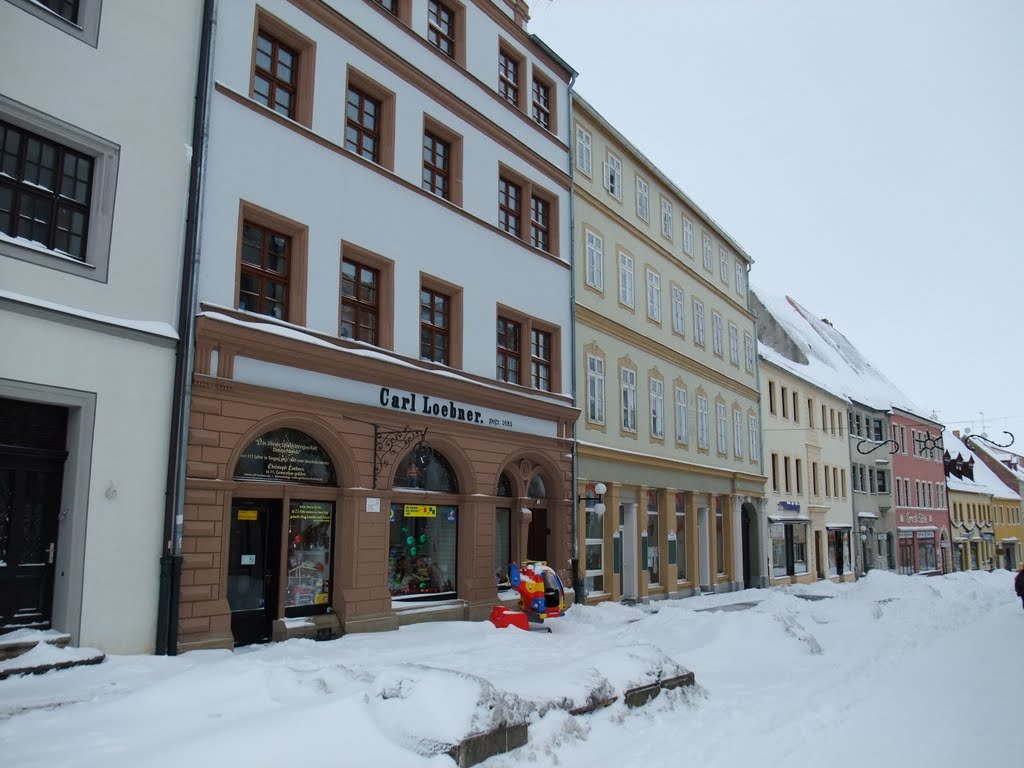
[650, 377, 665, 438]
[733, 408, 743, 458]
[575, 124, 592, 176]
[719, 247, 730, 285]
[671, 285, 685, 335]
[674, 386, 689, 444]
[635, 176, 650, 222]
[660, 196, 673, 240]
[693, 299, 705, 346]
[697, 395, 709, 450]
[584, 228, 603, 291]
[749, 413, 760, 460]
[603, 151, 623, 200]
[702, 232, 713, 271]
[735, 261, 745, 296]
[586, 353, 605, 424]
[618, 250, 634, 308]
[621, 366, 637, 433]
[646, 268, 661, 322]
[683, 218, 694, 256]
[716, 402, 728, 454]
[728, 322, 739, 366]
[712, 311, 724, 356]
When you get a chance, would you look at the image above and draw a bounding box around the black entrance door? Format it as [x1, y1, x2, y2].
[0, 398, 68, 634]
[227, 499, 281, 646]
[527, 508, 548, 562]
[741, 504, 753, 588]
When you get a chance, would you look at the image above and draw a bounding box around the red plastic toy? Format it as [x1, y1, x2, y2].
[488, 561, 566, 630]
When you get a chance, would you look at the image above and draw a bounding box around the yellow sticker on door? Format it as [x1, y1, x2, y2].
[237, 509, 258, 521]
[404, 504, 437, 517]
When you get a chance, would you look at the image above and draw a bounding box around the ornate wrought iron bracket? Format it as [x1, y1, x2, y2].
[915, 430, 944, 454]
[373, 425, 430, 490]
[963, 430, 1015, 452]
[855, 438, 900, 455]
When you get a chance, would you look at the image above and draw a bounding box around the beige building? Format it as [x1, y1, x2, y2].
[572, 96, 766, 603]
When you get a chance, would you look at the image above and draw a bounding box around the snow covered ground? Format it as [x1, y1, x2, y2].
[1, 570, 1021, 768]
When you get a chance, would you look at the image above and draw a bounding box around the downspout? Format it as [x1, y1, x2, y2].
[156, 0, 215, 655]
[749, 263, 767, 588]
[566, 74, 581, 605]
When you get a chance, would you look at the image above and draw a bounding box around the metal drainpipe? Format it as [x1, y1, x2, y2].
[748, 262, 767, 588]
[566, 74, 582, 606]
[156, 0, 215, 656]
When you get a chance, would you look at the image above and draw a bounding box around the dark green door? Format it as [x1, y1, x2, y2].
[227, 499, 281, 646]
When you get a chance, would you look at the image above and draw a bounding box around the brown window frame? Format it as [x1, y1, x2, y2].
[531, 70, 556, 132]
[369, 0, 412, 25]
[341, 259, 380, 345]
[345, 85, 381, 164]
[495, 304, 561, 393]
[340, 242, 394, 349]
[498, 176, 522, 238]
[497, 164, 560, 256]
[529, 193, 550, 252]
[235, 201, 308, 326]
[344, 68, 396, 170]
[253, 31, 298, 120]
[239, 220, 291, 321]
[496, 316, 522, 385]
[419, 273, 463, 369]
[250, 9, 315, 128]
[427, 0, 457, 60]
[498, 44, 525, 111]
[422, 115, 463, 206]
[0, 119, 93, 261]
[530, 326, 553, 392]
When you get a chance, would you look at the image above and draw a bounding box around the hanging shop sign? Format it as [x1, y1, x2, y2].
[234, 428, 337, 484]
[231, 357, 559, 437]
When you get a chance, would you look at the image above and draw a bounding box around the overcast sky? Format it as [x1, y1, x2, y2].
[530, 0, 1024, 454]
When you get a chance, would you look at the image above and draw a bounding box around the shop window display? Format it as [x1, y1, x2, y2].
[286, 500, 333, 613]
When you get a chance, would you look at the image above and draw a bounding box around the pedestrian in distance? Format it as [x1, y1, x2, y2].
[1015, 568, 1024, 611]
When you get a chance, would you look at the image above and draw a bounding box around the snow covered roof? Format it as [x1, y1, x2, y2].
[753, 287, 926, 417]
[942, 429, 1021, 500]
[967, 438, 1024, 487]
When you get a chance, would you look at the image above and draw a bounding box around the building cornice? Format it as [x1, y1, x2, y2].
[578, 440, 767, 488]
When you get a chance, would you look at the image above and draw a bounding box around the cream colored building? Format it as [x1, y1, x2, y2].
[572, 96, 766, 603]
[756, 357, 856, 584]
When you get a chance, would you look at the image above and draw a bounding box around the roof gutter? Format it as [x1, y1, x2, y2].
[156, 0, 215, 656]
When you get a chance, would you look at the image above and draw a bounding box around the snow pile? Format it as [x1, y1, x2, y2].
[1, 571, 1022, 768]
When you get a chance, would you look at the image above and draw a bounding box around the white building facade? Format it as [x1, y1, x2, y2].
[176, 0, 578, 651]
[0, 0, 204, 652]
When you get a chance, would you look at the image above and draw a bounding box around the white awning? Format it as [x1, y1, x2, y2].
[768, 515, 810, 523]
[898, 526, 937, 533]
[1001, 537, 1020, 543]
[857, 511, 879, 519]
[826, 524, 854, 529]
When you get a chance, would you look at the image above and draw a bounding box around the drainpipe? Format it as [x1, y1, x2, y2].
[749, 263, 768, 588]
[156, 0, 215, 655]
[566, 74, 581, 605]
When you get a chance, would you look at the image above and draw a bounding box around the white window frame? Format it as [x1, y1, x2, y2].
[733, 409, 744, 458]
[735, 261, 745, 296]
[693, 299, 705, 346]
[683, 218, 694, 256]
[575, 124, 592, 176]
[650, 378, 665, 438]
[719, 247, 730, 285]
[584, 228, 603, 290]
[671, 285, 685, 335]
[587, 354, 605, 424]
[646, 268, 661, 322]
[603, 151, 623, 200]
[621, 367, 637, 433]
[716, 402, 728, 454]
[712, 311, 724, 356]
[697, 395, 709, 450]
[744, 332, 755, 373]
[749, 414, 760, 460]
[702, 232, 713, 271]
[618, 250, 634, 307]
[674, 386, 689, 444]
[584, 500, 605, 593]
[636, 176, 650, 222]
[660, 196, 673, 240]
[728, 322, 740, 366]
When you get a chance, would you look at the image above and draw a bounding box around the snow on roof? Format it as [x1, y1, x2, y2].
[753, 286, 925, 417]
[942, 429, 1021, 500]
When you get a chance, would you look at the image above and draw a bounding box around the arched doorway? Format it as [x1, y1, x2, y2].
[741, 501, 757, 589]
[388, 446, 460, 602]
[526, 472, 550, 562]
[495, 473, 514, 588]
[229, 428, 337, 646]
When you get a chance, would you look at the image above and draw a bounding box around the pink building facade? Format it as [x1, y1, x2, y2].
[889, 409, 952, 573]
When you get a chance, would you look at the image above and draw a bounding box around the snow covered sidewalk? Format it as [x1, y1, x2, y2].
[1, 570, 1021, 767]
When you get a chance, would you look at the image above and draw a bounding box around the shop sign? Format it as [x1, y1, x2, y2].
[234, 428, 337, 485]
[237, 509, 258, 521]
[778, 501, 801, 512]
[404, 504, 437, 518]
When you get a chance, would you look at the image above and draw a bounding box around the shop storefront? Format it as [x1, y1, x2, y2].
[176, 316, 576, 652]
[770, 517, 810, 582]
[826, 526, 853, 579]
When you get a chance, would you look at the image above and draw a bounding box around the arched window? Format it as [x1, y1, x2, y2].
[496, 473, 513, 588]
[527, 473, 546, 499]
[392, 446, 458, 492]
[497, 472, 513, 497]
[234, 428, 336, 484]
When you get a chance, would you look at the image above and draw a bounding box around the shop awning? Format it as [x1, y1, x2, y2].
[1000, 537, 1019, 543]
[826, 523, 853, 529]
[856, 511, 879, 519]
[897, 526, 937, 533]
[768, 515, 811, 523]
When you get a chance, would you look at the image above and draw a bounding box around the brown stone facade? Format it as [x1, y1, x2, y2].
[177, 311, 577, 652]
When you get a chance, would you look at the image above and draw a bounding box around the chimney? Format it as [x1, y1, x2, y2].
[821, 318, 833, 327]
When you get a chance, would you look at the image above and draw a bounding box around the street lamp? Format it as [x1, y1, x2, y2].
[579, 481, 608, 514]
[573, 481, 608, 604]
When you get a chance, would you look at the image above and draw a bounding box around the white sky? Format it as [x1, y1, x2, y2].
[2, 572, 1021, 766]
[530, 0, 1024, 449]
